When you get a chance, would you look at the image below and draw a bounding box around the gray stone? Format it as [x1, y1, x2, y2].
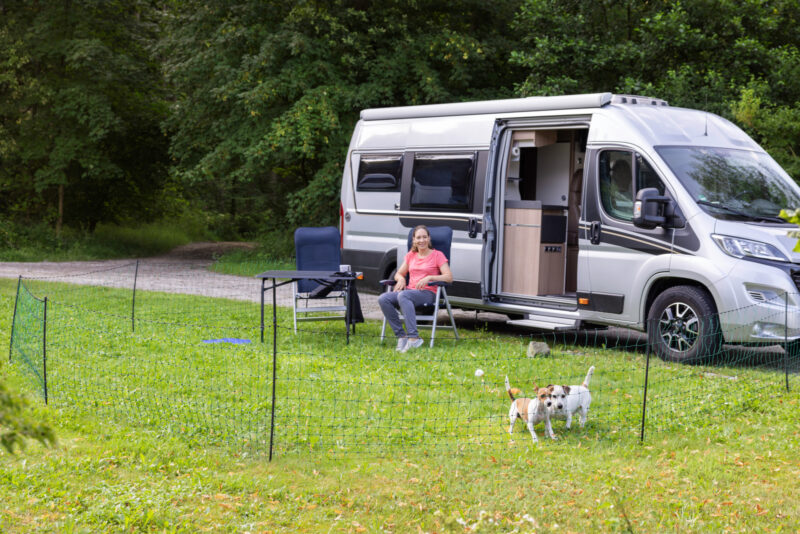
[527, 341, 550, 358]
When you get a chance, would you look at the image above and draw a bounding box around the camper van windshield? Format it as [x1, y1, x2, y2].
[657, 146, 800, 222]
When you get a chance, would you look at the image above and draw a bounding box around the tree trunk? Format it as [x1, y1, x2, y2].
[56, 184, 64, 237]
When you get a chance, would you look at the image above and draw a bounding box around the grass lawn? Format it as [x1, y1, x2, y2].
[1, 277, 799, 532]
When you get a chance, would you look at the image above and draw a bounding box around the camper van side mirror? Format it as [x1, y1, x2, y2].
[633, 187, 669, 229]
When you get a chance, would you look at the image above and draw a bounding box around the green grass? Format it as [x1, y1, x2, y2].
[209, 248, 295, 276]
[1, 277, 799, 532]
[0, 216, 297, 275]
[0, 218, 213, 262]
[209, 232, 296, 276]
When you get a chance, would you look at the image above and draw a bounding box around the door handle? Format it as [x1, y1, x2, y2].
[468, 217, 479, 238]
[590, 221, 601, 245]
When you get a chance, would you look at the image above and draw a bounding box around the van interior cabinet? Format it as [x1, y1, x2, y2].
[502, 201, 566, 296]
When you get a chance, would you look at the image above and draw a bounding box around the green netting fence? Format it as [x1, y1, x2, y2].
[5, 264, 798, 459]
[8, 277, 48, 403]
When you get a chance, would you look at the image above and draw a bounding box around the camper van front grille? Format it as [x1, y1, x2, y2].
[791, 270, 800, 292]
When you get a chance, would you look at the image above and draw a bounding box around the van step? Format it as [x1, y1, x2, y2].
[505, 316, 579, 331]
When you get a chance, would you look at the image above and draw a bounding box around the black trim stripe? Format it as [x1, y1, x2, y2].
[577, 291, 624, 314]
[400, 216, 483, 233]
[578, 223, 695, 256]
[450, 281, 482, 300]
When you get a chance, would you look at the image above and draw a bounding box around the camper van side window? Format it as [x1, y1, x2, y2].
[635, 154, 666, 195]
[600, 151, 667, 221]
[356, 154, 403, 191]
[410, 153, 475, 211]
[599, 151, 635, 220]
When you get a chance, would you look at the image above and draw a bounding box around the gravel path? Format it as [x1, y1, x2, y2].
[0, 242, 516, 327]
[0, 243, 377, 320]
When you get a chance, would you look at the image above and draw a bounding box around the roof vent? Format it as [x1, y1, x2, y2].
[611, 94, 668, 107]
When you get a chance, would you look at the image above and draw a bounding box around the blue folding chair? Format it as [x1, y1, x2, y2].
[379, 226, 459, 347]
[293, 226, 348, 333]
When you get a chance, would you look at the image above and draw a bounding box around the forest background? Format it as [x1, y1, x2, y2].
[1, 0, 800, 256]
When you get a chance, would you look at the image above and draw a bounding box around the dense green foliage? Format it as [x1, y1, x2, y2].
[0, 1, 169, 232]
[1, 0, 800, 237]
[0, 379, 54, 453]
[511, 0, 800, 177]
[160, 0, 521, 230]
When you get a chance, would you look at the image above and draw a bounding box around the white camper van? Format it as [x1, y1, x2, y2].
[339, 93, 800, 361]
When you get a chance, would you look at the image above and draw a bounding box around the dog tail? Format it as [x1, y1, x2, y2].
[582, 366, 595, 388]
[505, 376, 517, 401]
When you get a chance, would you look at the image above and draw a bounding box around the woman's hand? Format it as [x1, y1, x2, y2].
[415, 276, 432, 289]
[393, 277, 406, 291]
[394, 260, 409, 292]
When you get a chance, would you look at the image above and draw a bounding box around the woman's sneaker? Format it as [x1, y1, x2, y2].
[395, 337, 407, 352]
[402, 338, 424, 352]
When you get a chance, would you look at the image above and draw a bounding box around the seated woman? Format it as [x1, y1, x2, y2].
[378, 225, 453, 352]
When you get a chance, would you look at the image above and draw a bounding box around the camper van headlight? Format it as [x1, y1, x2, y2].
[712, 234, 789, 262]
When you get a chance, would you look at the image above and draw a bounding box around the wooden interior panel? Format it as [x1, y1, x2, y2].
[537, 244, 566, 295]
[502, 206, 566, 296]
[511, 130, 557, 146]
[502, 207, 541, 295]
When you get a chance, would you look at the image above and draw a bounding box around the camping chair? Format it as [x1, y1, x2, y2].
[293, 226, 348, 333]
[379, 226, 459, 347]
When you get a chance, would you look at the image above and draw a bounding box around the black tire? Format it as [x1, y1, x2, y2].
[647, 285, 721, 363]
[784, 339, 800, 360]
[380, 266, 397, 287]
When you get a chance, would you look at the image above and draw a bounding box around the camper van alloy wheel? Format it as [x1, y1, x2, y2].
[647, 286, 721, 364]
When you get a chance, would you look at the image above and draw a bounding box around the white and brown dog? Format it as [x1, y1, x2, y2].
[505, 376, 556, 443]
[548, 366, 595, 430]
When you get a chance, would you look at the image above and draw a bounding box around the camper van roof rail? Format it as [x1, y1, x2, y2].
[360, 93, 614, 121]
[611, 94, 669, 106]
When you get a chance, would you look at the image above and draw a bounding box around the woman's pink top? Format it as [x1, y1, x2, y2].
[405, 249, 448, 293]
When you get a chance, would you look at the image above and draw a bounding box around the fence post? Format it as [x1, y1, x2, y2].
[43, 297, 48, 405]
[786, 293, 791, 393]
[131, 260, 139, 333]
[269, 281, 277, 461]
[640, 324, 652, 443]
[8, 276, 21, 363]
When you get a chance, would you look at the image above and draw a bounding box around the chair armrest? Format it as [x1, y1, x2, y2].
[380, 279, 450, 287]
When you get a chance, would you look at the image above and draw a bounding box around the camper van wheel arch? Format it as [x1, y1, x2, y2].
[646, 285, 722, 364]
[383, 265, 397, 285]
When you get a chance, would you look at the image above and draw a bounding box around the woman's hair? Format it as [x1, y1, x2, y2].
[410, 225, 431, 253]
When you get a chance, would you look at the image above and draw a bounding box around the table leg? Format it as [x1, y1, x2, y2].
[260, 279, 265, 343]
[269, 278, 278, 461]
[345, 279, 352, 344]
[272, 280, 278, 349]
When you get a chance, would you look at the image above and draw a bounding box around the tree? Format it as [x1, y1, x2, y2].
[161, 0, 524, 231]
[510, 0, 800, 179]
[0, 0, 169, 233]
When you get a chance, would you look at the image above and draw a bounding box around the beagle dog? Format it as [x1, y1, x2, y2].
[505, 376, 556, 443]
[548, 366, 595, 429]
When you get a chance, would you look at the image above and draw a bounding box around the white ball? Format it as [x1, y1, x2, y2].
[474, 369, 484, 377]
